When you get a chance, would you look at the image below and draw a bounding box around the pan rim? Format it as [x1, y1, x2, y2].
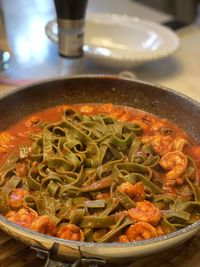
[0, 74, 200, 111]
[0, 213, 200, 248]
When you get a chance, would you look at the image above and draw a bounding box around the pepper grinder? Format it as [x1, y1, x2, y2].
[54, 0, 88, 58]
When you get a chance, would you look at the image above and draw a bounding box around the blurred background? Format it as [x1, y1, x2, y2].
[135, 0, 199, 24]
[0, 0, 199, 89]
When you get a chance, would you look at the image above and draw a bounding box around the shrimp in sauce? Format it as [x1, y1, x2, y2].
[118, 235, 129, 242]
[30, 215, 56, 236]
[128, 201, 161, 226]
[56, 224, 84, 241]
[5, 207, 38, 228]
[159, 151, 188, 187]
[150, 121, 167, 133]
[8, 188, 30, 210]
[0, 132, 12, 153]
[142, 134, 173, 156]
[119, 182, 145, 201]
[126, 222, 159, 241]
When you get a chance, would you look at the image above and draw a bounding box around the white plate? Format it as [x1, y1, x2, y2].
[45, 13, 180, 68]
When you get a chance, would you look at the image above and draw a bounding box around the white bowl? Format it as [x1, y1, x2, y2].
[45, 13, 180, 68]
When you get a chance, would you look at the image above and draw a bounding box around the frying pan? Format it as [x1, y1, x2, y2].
[0, 75, 200, 264]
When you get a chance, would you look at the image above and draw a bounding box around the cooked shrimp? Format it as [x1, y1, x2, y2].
[30, 215, 56, 236]
[119, 182, 145, 201]
[0, 132, 12, 153]
[145, 135, 173, 156]
[156, 225, 164, 237]
[79, 105, 94, 114]
[128, 201, 161, 226]
[5, 210, 17, 223]
[117, 113, 131, 122]
[8, 188, 30, 209]
[5, 207, 38, 228]
[25, 116, 41, 127]
[126, 222, 158, 241]
[118, 235, 129, 242]
[141, 134, 173, 156]
[152, 135, 173, 156]
[100, 103, 114, 113]
[159, 151, 188, 186]
[56, 223, 84, 241]
[150, 121, 166, 133]
[112, 110, 127, 120]
[0, 132, 11, 146]
[138, 115, 155, 125]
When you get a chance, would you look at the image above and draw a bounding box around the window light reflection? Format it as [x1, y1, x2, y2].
[15, 17, 48, 64]
[93, 47, 112, 56]
[142, 32, 160, 50]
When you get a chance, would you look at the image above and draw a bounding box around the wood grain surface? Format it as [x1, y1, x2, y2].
[0, 229, 200, 267]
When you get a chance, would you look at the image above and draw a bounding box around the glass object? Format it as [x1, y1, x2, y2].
[0, 0, 10, 70]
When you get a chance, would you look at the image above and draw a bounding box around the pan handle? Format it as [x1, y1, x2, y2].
[31, 246, 106, 267]
[44, 257, 106, 267]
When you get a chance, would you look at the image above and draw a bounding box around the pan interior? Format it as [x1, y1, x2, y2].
[0, 76, 200, 142]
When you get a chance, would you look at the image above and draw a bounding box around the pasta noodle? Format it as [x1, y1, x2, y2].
[0, 103, 200, 243]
